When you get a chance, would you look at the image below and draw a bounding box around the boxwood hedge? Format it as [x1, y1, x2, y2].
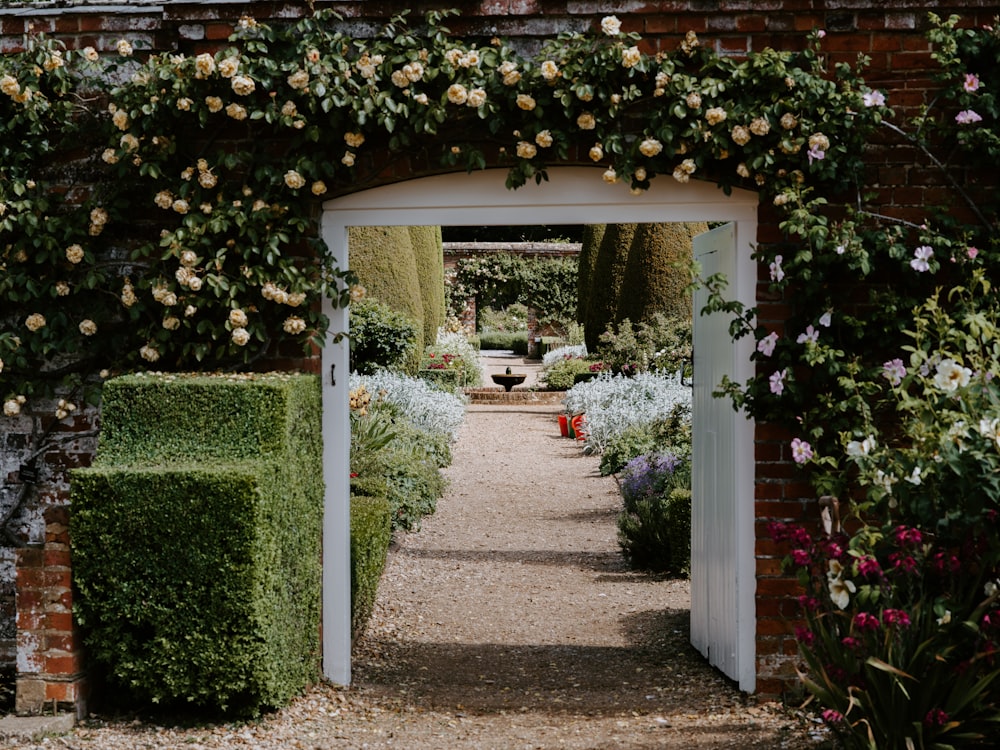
[71, 373, 323, 716]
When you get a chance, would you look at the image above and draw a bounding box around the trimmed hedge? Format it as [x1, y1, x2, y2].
[350, 493, 392, 641]
[409, 225, 446, 346]
[71, 373, 323, 716]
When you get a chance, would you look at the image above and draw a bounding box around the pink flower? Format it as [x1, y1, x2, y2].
[791, 437, 813, 464]
[769, 254, 785, 282]
[963, 73, 981, 93]
[791, 549, 811, 566]
[968, 246, 980, 259]
[795, 625, 815, 646]
[924, 708, 949, 727]
[821, 709, 843, 725]
[893, 525, 922, 546]
[796, 325, 819, 344]
[854, 612, 880, 631]
[956, 109, 983, 125]
[856, 556, 882, 579]
[883, 358, 906, 385]
[807, 144, 825, 163]
[841, 636, 862, 650]
[863, 89, 886, 107]
[883, 608, 911, 629]
[757, 331, 779, 357]
[769, 369, 787, 395]
[910, 245, 933, 272]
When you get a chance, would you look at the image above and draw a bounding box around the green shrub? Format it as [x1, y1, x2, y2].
[355, 442, 446, 531]
[349, 298, 420, 375]
[418, 368, 463, 390]
[541, 356, 595, 390]
[350, 494, 392, 641]
[478, 303, 529, 334]
[349, 226, 425, 372]
[616, 451, 691, 574]
[478, 330, 528, 351]
[617, 488, 691, 574]
[599, 403, 692, 476]
[71, 373, 323, 716]
[409, 226, 446, 346]
[596, 314, 692, 377]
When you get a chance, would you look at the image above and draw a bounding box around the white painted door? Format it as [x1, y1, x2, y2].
[691, 222, 755, 690]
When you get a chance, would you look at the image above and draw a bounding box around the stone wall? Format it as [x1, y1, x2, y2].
[1, 0, 997, 712]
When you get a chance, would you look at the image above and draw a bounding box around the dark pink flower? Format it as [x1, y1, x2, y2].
[841, 636, 862, 650]
[798, 595, 820, 612]
[791, 527, 813, 548]
[924, 708, 949, 727]
[821, 708, 844, 725]
[854, 612, 880, 631]
[795, 625, 815, 646]
[893, 525, 922, 547]
[883, 609, 911, 629]
[856, 556, 882, 579]
[890, 552, 918, 575]
[791, 549, 811, 566]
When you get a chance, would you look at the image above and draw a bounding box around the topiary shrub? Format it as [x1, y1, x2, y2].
[71, 373, 323, 716]
[350, 493, 392, 641]
[478, 330, 528, 351]
[409, 225, 446, 346]
[349, 298, 420, 375]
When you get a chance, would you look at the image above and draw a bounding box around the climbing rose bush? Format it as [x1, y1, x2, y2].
[1, 7, 883, 419]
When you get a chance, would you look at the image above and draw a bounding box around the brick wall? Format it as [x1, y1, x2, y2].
[1, 0, 995, 712]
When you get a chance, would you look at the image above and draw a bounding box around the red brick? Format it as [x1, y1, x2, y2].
[45, 654, 81, 676]
[46, 681, 80, 702]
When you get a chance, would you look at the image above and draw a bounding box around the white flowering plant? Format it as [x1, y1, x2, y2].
[766, 274, 1000, 747]
[563, 371, 691, 454]
[2, 7, 884, 422]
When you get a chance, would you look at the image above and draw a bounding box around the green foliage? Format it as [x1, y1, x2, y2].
[349, 298, 419, 375]
[599, 403, 692, 476]
[451, 255, 578, 323]
[349, 226, 425, 372]
[477, 329, 528, 351]
[541, 355, 594, 390]
[478, 303, 529, 334]
[71, 373, 322, 716]
[350, 494, 392, 641]
[409, 226, 446, 346]
[576, 224, 605, 325]
[583, 223, 637, 351]
[0, 9, 886, 416]
[595, 314, 692, 377]
[422, 330, 483, 387]
[618, 222, 703, 325]
[616, 451, 691, 573]
[350, 400, 450, 532]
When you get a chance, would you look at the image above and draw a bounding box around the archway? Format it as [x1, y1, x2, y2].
[320, 166, 759, 690]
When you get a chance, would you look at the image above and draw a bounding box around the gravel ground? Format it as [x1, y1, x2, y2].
[12, 402, 832, 749]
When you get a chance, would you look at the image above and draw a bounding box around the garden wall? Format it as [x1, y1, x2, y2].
[0, 0, 997, 713]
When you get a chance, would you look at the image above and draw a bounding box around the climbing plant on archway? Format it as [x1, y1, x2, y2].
[2, 7, 882, 413]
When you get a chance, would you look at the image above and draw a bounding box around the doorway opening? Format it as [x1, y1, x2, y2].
[320, 167, 758, 691]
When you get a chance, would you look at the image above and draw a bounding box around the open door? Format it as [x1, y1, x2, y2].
[691, 223, 756, 691]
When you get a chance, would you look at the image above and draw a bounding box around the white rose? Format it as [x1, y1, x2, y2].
[231, 327, 250, 346]
[79, 319, 98, 336]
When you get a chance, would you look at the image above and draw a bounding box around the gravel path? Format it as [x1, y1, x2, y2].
[12, 403, 829, 749]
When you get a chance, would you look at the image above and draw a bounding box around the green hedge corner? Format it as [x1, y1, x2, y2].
[71, 372, 324, 716]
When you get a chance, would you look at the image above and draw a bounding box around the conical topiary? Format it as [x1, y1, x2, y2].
[583, 222, 637, 352]
[576, 223, 606, 326]
[409, 225, 445, 346]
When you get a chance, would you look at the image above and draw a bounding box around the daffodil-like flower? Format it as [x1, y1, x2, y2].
[826, 559, 856, 609]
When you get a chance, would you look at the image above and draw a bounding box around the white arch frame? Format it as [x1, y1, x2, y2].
[320, 166, 758, 687]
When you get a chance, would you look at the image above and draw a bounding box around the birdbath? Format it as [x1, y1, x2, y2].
[491, 373, 527, 392]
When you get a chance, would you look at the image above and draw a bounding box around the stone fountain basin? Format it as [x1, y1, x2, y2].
[491, 373, 527, 392]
